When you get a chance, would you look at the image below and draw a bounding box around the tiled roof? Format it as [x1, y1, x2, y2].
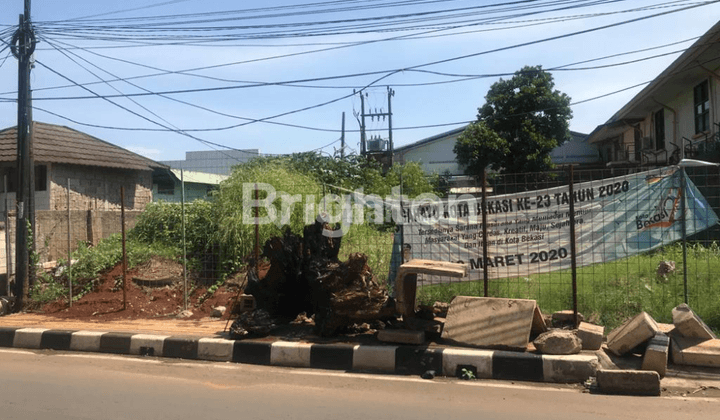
[0, 122, 166, 171]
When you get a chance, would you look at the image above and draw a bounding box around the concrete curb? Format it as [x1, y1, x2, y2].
[0, 326, 598, 383]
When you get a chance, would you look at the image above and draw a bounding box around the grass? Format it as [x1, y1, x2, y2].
[416, 242, 720, 332]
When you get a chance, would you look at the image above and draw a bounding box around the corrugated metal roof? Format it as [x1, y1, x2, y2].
[0, 122, 167, 171]
[169, 169, 228, 185]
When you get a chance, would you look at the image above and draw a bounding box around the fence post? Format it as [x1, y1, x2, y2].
[254, 183, 259, 267]
[3, 175, 10, 297]
[67, 178, 72, 307]
[481, 170, 488, 297]
[181, 169, 187, 311]
[121, 186, 127, 311]
[680, 167, 688, 304]
[568, 165, 579, 329]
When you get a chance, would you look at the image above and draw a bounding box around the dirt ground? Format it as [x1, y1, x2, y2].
[37, 256, 241, 323]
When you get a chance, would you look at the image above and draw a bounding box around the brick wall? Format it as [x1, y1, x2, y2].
[49, 163, 153, 211]
[0, 163, 155, 270]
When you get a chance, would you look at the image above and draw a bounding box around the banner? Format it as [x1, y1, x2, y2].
[399, 167, 719, 284]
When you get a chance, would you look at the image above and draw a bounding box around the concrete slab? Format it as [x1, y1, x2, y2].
[641, 333, 670, 378]
[596, 369, 661, 396]
[657, 323, 675, 335]
[69, 331, 105, 352]
[198, 337, 234, 362]
[671, 335, 720, 368]
[542, 354, 599, 383]
[672, 303, 716, 340]
[13, 328, 47, 349]
[395, 260, 466, 318]
[377, 329, 425, 345]
[606, 312, 659, 356]
[270, 341, 312, 367]
[441, 296, 536, 350]
[575, 322, 604, 351]
[441, 348, 494, 379]
[129, 334, 168, 356]
[352, 345, 396, 372]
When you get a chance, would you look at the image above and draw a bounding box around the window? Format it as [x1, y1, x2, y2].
[654, 109, 665, 150]
[0, 165, 47, 192]
[694, 80, 710, 134]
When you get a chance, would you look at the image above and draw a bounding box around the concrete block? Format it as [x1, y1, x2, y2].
[542, 354, 599, 383]
[441, 296, 536, 350]
[551, 310, 584, 326]
[198, 338, 234, 362]
[656, 323, 675, 335]
[441, 348, 493, 379]
[575, 322, 604, 350]
[270, 341, 312, 367]
[606, 312, 658, 356]
[352, 345, 396, 372]
[70, 331, 105, 352]
[377, 329, 425, 345]
[670, 335, 720, 368]
[531, 305, 548, 335]
[533, 330, 582, 355]
[641, 333, 669, 378]
[672, 303, 716, 340]
[129, 334, 168, 356]
[596, 369, 661, 396]
[13, 328, 47, 349]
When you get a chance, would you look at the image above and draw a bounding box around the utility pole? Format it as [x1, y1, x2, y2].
[387, 86, 394, 166]
[357, 90, 367, 155]
[340, 112, 345, 159]
[10, 0, 35, 311]
[357, 87, 395, 170]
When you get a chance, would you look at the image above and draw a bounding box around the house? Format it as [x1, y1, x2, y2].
[393, 126, 466, 175]
[393, 126, 593, 176]
[587, 20, 720, 168]
[0, 122, 167, 277]
[152, 168, 228, 202]
[160, 149, 260, 176]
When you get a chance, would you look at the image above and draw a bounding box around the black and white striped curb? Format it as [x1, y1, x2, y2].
[0, 326, 599, 383]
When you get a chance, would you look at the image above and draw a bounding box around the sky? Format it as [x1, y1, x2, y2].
[0, 0, 719, 168]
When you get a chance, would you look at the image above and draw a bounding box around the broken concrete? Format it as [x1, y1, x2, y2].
[606, 312, 659, 356]
[377, 329, 425, 345]
[531, 305, 548, 336]
[533, 329, 582, 355]
[672, 303, 716, 340]
[395, 260, 466, 318]
[641, 333, 670, 378]
[574, 322, 604, 351]
[441, 296, 536, 350]
[596, 369, 661, 396]
[671, 335, 720, 368]
[551, 310, 584, 327]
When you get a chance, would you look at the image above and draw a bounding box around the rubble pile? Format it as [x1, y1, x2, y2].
[232, 221, 393, 338]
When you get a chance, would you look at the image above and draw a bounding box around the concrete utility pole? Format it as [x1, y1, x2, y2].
[10, 0, 36, 311]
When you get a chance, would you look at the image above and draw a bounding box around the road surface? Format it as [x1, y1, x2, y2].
[1, 348, 718, 419]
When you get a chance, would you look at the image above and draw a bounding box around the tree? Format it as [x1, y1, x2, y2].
[455, 65, 572, 175]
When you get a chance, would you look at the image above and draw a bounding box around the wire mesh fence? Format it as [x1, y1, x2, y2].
[151, 162, 720, 330]
[401, 165, 720, 329]
[17, 158, 718, 331]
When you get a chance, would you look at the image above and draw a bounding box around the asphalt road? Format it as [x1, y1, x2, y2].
[1, 348, 718, 420]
